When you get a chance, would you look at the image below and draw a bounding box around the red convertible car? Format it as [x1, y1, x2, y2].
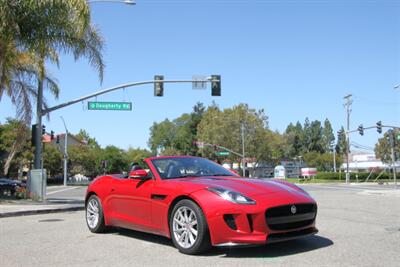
[85, 156, 318, 254]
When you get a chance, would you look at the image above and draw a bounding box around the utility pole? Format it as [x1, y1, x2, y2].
[241, 123, 246, 177]
[389, 130, 397, 187]
[344, 94, 352, 183]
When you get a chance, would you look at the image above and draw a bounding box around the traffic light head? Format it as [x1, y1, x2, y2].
[154, 75, 164, 97]
[50, 130, 55, 140]
[358, 124, 364, 136]
[211, 75, 221, 96]
[31, 124, 37, 147]
[376, 121, 382, 134]
[56, 135, 60, 144]
[42, 125, 46, 135]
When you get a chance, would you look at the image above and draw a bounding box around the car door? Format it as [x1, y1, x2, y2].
[108, 176, 154, 232]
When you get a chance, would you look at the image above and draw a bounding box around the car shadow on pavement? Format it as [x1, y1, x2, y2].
[215, 235, 333, 258]
[109, 227, 175, 247]
[107, 227, 333, 257]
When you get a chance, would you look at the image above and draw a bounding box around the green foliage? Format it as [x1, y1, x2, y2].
[42, 144, 63, 176]
[374, 129, 400, 163]
[196, 103, 275, 163]
[0, 118, 32, 177]
[125, 147, 152, 163]
[0, 0, 104, 124]
[302, 152, 342, 171]
[148, 102, 205, 156]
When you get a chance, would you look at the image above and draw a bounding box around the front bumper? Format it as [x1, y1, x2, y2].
[190, 189, 318, 246]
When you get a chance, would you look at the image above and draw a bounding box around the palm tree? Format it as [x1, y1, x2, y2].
[1, 0, 104, 123]
[0, 0, 105, 174]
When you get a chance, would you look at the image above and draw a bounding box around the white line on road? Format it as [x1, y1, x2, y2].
[46, 186, 80, 195]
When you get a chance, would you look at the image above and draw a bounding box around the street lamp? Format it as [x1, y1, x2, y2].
[87, 0, 136, 4]
[394, 84, 399, 89]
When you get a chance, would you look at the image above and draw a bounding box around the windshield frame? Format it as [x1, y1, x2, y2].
[150, 156, 237, 180]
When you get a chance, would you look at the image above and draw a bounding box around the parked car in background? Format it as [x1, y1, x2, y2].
[0, 178, 27, 197]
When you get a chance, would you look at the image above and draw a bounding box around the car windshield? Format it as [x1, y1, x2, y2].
[151, 157, 236, 179]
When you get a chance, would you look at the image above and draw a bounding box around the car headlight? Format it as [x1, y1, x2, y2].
[207, 187, 256, 205]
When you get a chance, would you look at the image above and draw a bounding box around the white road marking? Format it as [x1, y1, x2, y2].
[46, 186, 80, 195]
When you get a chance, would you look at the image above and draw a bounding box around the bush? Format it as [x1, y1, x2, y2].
[315, 171, 393, 181]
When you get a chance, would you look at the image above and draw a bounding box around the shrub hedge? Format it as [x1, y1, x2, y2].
[314, 171, 394, 181]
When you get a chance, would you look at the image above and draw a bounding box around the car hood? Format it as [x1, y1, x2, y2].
[172, 176, 305, 197]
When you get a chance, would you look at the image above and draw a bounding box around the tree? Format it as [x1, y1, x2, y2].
[302, 151, 342, 171]
[196, 103, 273, 163]
[0, 118, 31, 176]
[125, 147, 152, 163]
[42, 144, 63, 177]
[75, 129, 100, 149]
[100, 146, 130, 174]
[148, 103, 206, 155]
[309, 120, 324, 153]
[336, 126, 347, 155]
[0, 1, 104, 125]
[375, 129, 400, 163]
[322, 119, 335, 153]
[283, 121, 303, 158]
[68, 145, 99, 177]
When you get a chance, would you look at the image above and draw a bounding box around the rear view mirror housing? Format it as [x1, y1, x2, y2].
[129, 169, 149, 180]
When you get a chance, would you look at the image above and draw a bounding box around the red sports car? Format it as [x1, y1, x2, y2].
[85, 156, 318, 254]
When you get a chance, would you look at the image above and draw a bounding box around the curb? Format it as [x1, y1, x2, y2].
[0, 206, 85, 218]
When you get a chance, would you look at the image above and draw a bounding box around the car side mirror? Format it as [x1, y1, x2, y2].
[129, 169, 149, 180]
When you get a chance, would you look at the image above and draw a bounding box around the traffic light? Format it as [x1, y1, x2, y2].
[56, 135, 60, 144]
[31, 124, 37, 147]
[154, 75, 164, 97]
[211, 75, 221, 96]
[376, 121, 382, 134]
[357, 124, 364, 136]
[50, 130, 55, 140]
[42, 125, 46, 135]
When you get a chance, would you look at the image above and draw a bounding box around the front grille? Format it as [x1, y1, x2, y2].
[265, 203, 317, 231]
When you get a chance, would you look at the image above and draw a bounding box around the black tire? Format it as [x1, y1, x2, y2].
[169, 199, 211, 255]
[86, 195, 107, 233]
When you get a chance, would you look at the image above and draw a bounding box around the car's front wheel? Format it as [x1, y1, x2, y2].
[86, 194, 106, 233]
[170, 199, 211, 254]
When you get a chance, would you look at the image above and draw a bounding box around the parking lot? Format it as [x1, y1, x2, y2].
[1, 183, 399, 267]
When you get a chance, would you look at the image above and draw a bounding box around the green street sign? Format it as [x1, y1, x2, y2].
[216, 151, 230, 156]
[88, 101, 132, 111]
[397, 134, 400, 141]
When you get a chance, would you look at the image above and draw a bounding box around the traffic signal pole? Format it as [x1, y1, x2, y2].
[34, 76, 221, 173]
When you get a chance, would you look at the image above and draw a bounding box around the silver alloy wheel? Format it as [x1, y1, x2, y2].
[86, 198, 100, 229]
[173, 206, 198, 249]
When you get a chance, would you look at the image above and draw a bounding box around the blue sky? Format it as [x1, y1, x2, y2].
[1, 0, 399, 152]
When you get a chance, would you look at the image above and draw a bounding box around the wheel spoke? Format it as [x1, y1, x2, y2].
[188, 231, 196, 244]
[189, 227, 198, 237]
[174, 218, 184, 226]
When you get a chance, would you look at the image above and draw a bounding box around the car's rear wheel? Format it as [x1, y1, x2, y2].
[86, 195, 106, 233]
[170, 199, 211, 255]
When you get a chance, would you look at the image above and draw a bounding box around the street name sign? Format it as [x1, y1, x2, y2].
[88, 101, 132, 111]
[216, 151, 230, 156]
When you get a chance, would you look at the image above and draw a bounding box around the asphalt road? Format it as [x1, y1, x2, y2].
[1, 183, 399, 267]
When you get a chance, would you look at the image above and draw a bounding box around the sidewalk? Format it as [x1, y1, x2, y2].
[0, 185, 86, 218]
[0, 199, 84, 218]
